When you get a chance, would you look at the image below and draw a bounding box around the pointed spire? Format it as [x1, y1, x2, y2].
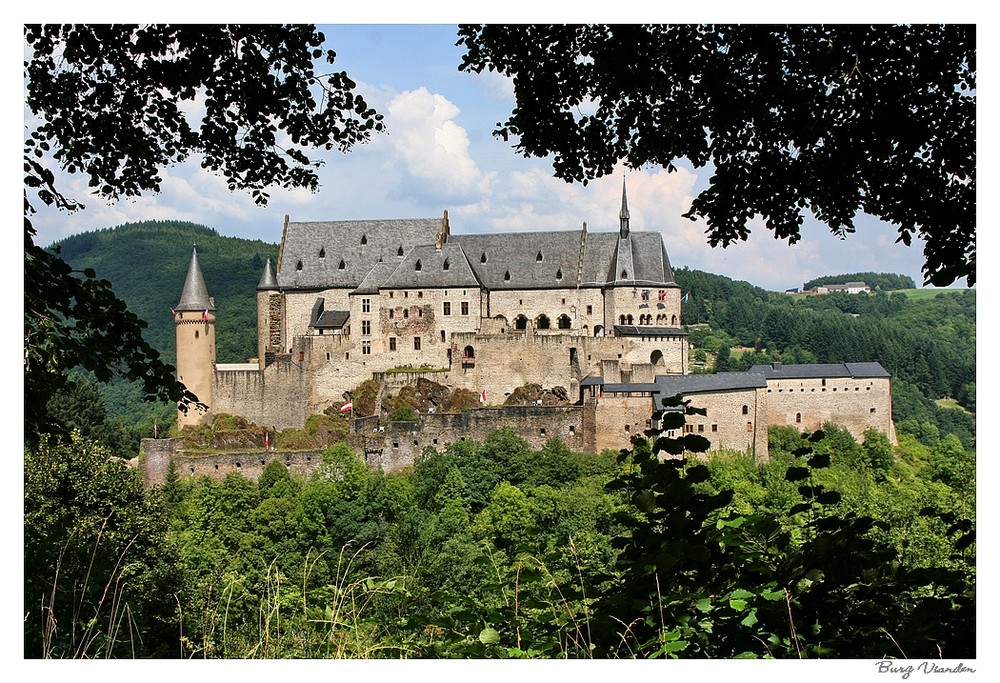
[176, 246, 215, 311]
[257, 257, 278, 291]
[619, 174, 630, 239]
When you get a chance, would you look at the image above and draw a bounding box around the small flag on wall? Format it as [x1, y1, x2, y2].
[340, 401, 353, 413]
[202, 309, 209, 321]
[169, 307, 176, 317]
[264, 432, 270, 449]
[480, 390, 486, 403]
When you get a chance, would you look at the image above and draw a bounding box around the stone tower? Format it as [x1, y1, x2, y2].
[174, 246, 216, 428]
[256, 256, 281, 369]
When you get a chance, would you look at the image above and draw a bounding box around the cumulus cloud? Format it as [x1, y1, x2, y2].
[384, 87, 492, 202]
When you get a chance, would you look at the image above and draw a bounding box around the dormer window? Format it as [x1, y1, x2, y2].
[398, 245, 404, 257]
[339, 259, 346, 270]
[504, 270, 511, 282]
[621, 270, 628, 279]
[536, 251, 543, 262]
[296, 260, 303, 271]
[415, 259, 422, 271]
[361, 234, 368, 245]
[556, 268, 563, 281]
[319, 248, 326, 258]
[443, 259, 450, 271]
[481, 252, 488, 263]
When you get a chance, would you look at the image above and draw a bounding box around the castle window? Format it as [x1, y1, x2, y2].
[389, 337, 396, 351]
[481, 252, 488, 263]
[536, 314, 551, 329]
[870, 407, 876, 413]
[556, 269, 563, 280]
[362, 298, 371, 313]
[795, 413, 802, 424]
[464, 345, 475, 359]
[361, 320, 371, 335]
[621, 270, 628, 279]
[587, 305, 593, 315]
[558, 314, 571, 329]
[398, 245, 404, 256]
[296, 260, 303, 270]
[697, 424, 705, 433]
[742, 405, 749, 415]
[362, 341, 371, 355]
[440, 330, 446, 343]
[569, 425, 576, 435]
[319, 248, 326, 258]
[404, 309, 409, 319]
[361, 234, 368, 245]
[415, 259, 422, 271]
[194, 330, 199, 339]
[418, 291, 423, 298]
[747, 422, 753, 432]
[504, 270, 511, 282]
[461, 301, 469, 315]
[389, 309, 394, 319]
[338, 259, 345, 270]
[536, 251, 543, 262]
[712, 424, 718, 432]
[413, 337, 421, 350]
[443, 259, 450, 271]
[443, 301, 451, 315]
[514, 315, 528, 330]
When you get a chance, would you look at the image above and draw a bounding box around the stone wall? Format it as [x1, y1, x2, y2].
[763, 375, 896, 443]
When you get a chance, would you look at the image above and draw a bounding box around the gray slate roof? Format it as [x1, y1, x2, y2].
[276, 217, 678, 293]
[176, 248, 216, 311]
[747, 362, 890, 379]
[257, 258, 278, 291]
[614, 325, 687, 337]
[277, 218, 444, 289]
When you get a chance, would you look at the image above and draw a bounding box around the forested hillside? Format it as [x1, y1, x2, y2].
[51, 221, 276, 365]
[676, 267, 976, 448]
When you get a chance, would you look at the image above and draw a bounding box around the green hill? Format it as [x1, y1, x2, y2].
[50, 220, 277, 366]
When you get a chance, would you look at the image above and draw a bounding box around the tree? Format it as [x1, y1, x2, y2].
[24, 25, 384, 440]
[457, 25, 975, 286]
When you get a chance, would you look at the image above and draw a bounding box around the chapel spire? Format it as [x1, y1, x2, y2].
[619, 174, 630, 239]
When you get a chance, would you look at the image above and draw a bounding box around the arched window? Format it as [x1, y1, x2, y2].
[557, 314, 571, 329]
[536, 314, 551, 329]
[514, 315, 528, 330]
[626, 314, 634, 325]
[650, 350, 664, 365]
[594, 325, 603, 337]
[619, 315, 627, 325]
[796, 412, 802, 424]
[464, 345, 475, 359]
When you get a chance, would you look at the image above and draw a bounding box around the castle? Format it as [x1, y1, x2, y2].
[161, 181, 894, 481]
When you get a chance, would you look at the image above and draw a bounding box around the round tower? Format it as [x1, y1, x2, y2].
[174, 246, 216, 429]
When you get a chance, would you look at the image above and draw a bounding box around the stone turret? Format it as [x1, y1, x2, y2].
[256, 257, 282, 368]
[174, 246, 216, 428]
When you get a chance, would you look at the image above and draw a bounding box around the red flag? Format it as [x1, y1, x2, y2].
[480, 390, 486, 403]
[202, 309, 209, 321]
[264, 432, 270, 449]
[340, 401, 353, 413]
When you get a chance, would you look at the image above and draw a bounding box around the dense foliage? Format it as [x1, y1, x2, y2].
[24, 413, 974, 658]
[457, 24, 976, 286]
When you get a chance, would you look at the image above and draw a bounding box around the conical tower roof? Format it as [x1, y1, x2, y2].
[257, 257, 278, 291]
[176, 247, 216, 311]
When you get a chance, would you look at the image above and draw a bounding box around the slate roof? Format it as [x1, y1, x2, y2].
[276, 216, 677, 293]
[747, 362, 890, 379]
[277, 218, 444, 289]
[380, 243, 481, 290]
[614, 325, 687, 337]
[653, 372, 768, 399]
[309, 298, 350, 329]
[176, 248, 216, 311]
[257, 258, 278, 291]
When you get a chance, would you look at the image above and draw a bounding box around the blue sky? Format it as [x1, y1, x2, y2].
[24, 22, 960, 292]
